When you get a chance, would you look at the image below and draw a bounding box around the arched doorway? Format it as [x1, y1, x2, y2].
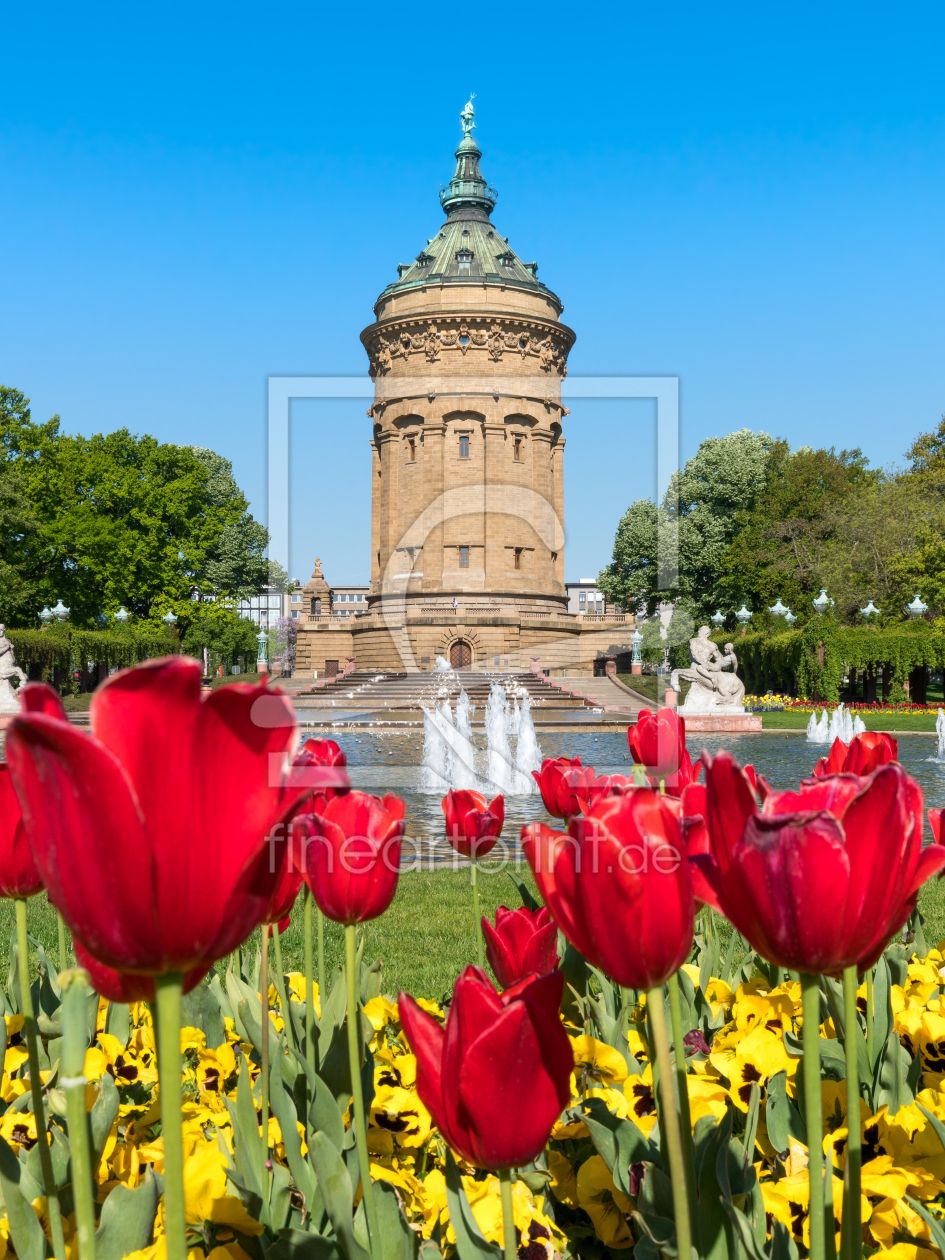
[450, 640, 472, 669]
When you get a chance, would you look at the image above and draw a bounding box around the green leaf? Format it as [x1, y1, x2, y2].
[580, 1096, 662, 1192]
[181, 980, 226, 1050]
[916, 1103, 945, 1156]
[0, 1131, 48, 1260]
[95, 1171, 161, 1258]
[266, 1230, 345, 1260]
[443, 1149, 502, 1260]
[104, 1001, 130, 1047]
[766, 1070, 806, 1153]
[871, 958, 891, 1071]
[506, 871, 540, 912]
[355, 1179, 419, 1260]
[309, 1071, 346, 1153]
[308, 1131, 371, 1260]
[698, 1108, 735, 1260]
[269, 1064, 317, 1205]
[26, 1120, 70, 1192]
[906, 1197, 945, 1257]
[90, 1071, 120, 1167]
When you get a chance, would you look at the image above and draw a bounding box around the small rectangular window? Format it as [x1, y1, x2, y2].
[459, 546, 470, 568]
[408, 438, 416, 461]
[357, 594, 364, 602]
[459, 435, 470, 458]
[514, 548, 523, 570]
[513, 438, 522, 461]
[579, 593, 586, 602]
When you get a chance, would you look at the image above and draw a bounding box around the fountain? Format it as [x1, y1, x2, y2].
[434, 655, 453, 673]
[931, 708, 945, 763]
[805, 703, 866, 744]
[419, 679, 542, 795]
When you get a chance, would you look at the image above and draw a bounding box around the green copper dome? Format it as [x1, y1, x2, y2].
[376, 100, 562, 314]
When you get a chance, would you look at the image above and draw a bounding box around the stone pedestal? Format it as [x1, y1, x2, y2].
[680, 712, 763, 732]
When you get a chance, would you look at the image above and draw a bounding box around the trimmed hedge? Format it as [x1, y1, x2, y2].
[713, 618, 945, 702]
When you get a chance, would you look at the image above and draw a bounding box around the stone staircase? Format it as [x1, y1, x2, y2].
[286, 669, 641, 726]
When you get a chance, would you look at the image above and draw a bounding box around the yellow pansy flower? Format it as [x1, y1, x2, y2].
[570, 1035, 628, 1092]
[182, 1142, 264, 1235]
[364, 995, 400, 1030]
[548, 1150, 579, 1208]
[576, 1155, 632, 1249]
[287, 972, 322, 1017]
[710, 1024, 797, 1109]
[623, 1064, 658, 1135]
[3, 1014, 27, 1075]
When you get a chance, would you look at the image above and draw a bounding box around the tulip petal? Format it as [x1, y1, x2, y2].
[6, 715, 162, 971]
[458, 992, 572, 1168]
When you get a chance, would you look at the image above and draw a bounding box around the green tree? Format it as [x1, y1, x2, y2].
[0, 386, 269, 628]
[598, 429, 773, 618]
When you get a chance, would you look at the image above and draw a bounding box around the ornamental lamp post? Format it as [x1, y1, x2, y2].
[907, 593, 928, 620]
[735, 605, 751, 637]
[768, 598, 789, 617]
[630, 628, 643, 676]
[256, 629, 269, 675]
[813, 589, 834, 617]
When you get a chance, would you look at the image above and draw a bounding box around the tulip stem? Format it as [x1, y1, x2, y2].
[646, 985, 692, 1260]
[498, 1168, 517, 1260]
[667, 973, 698, 1248]
[15, 898, 66, 1260]
[304, 888, 316, 1072]
[60, 969, 97, 1260]
[260, 928, 270, 1155]
[842, 966, 862, 1260]
[802, 973, 827, 1260]
[154, 972, 186, 1260]
[318, 904, 327, 1011]
[470, 856, 485, 970]
[271, 927, 295, 1054]
[345, 923, 379, 1257]
[56, 911, 68, 976]
[866, 967, 874, 1067]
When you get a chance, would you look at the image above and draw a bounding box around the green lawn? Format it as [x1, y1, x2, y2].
[759, 710, 940, 732]
[9, 861, 945, 1003]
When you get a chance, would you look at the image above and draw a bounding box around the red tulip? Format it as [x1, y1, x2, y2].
[295, 737, 351, 800]
[532, 758, 595, 820]
[695, 758, 945, 974]
[73, 940, 210, 1004]
[522, 790, 694, 990]
[6, 659, 311, 978]
[627, 707, 685, 778]
[261, 860, 304, 934]
[813, 732, 898, 778]
[659, 745, 702, 797]
[481, 905, 559, 988]
[0, 765, 43, 899]
[294, 791, 405, 925]
[441, 790, 504, 858]
[399, 967, 573, 1170]
[930, 809, 944, 846]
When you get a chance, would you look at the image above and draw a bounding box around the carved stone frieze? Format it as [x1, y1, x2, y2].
[364, 316, 573, 378]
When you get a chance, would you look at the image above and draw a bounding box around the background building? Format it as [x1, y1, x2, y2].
[295, 104, 635, 676]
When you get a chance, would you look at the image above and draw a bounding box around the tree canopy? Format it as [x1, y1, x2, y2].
[599, 417, 945, 631]
[0, 385, 268, 629]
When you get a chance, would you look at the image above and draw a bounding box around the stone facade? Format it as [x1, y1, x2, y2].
[295, 103, 635, 676]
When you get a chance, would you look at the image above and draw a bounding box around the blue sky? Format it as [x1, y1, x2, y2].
[2, 2, 944, 584]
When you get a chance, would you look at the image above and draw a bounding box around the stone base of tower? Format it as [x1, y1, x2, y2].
[294, 606, 637, 678]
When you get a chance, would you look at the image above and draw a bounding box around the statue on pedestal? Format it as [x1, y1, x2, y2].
[0, 625, 26, 714]
[671, 625, 746, 714]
